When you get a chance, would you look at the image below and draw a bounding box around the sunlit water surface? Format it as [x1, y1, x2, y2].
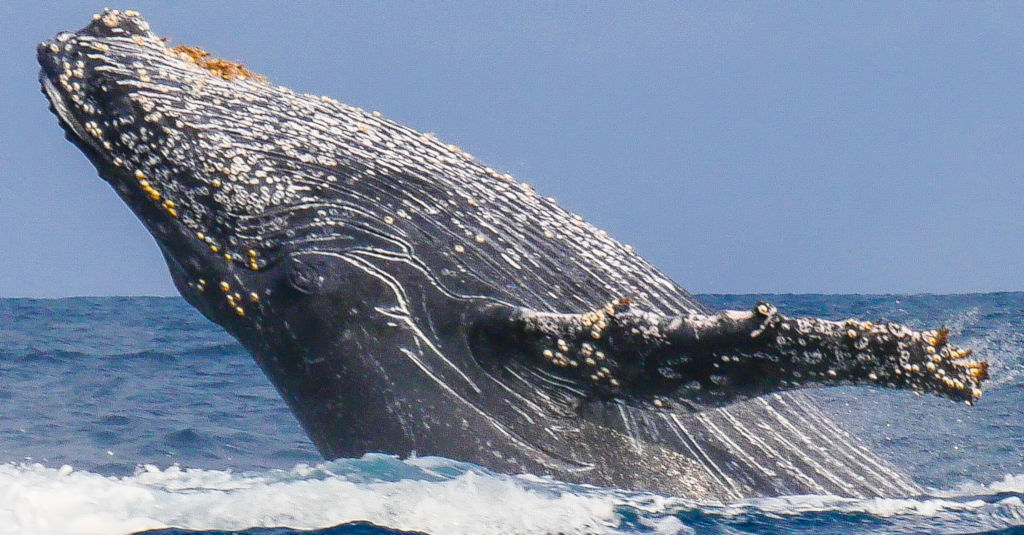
[0, 294, 1021, 535]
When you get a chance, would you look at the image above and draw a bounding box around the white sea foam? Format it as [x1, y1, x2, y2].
[2, 458, 1023, 535]
[0, 458, 622, 535]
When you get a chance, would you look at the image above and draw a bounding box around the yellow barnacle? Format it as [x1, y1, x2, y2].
[224, 254, 233, 263]
[196, 233, 205, 241]
[847, 329, 857, 339]
[209, 245, 219, 253]
[249, 292, 260, 303]
[134, 170, 146, 180]
[219, 281, 230, 292]
[248, 249, 258, 257]
[234, 306, 245, 317]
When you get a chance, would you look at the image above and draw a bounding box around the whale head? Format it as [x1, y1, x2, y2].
[36, 10, 474, 459]
[37, 9, 359, 334]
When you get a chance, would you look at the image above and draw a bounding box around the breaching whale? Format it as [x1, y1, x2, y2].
[38, 9, 988, 500]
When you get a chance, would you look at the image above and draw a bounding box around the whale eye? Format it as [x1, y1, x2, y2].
[286, 256, 321, 294]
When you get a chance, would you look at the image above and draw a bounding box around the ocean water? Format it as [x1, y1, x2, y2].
[0, 294, 1022, 535]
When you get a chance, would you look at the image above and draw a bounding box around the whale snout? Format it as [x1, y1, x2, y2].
[36, 37, 65, 79]
[66, 8, 155, 41]
[36, 8, 158, 89]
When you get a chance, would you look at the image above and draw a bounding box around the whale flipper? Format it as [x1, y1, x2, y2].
[470, 299, 987, 409]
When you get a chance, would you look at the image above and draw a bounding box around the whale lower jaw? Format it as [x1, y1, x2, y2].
[41, 76, 97, 154]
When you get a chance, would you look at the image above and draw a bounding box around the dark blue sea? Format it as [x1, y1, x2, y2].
[1, 294, 1022, 534]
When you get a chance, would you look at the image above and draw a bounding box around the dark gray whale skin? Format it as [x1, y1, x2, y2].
[38, 9, 988, 500]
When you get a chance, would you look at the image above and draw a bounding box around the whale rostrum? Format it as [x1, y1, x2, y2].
[38, 9, 988, 500]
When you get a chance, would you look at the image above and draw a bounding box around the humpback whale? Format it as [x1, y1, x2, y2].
[38, 9, 989, 500]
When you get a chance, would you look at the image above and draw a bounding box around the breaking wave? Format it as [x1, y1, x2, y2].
[3, 456, 1024, 535]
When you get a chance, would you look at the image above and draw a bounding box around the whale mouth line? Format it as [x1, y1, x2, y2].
[40, 74, 108, 159]
[41, 76, 86, 139]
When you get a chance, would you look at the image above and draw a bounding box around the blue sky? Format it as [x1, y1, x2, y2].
[2, 2, 1023, 297]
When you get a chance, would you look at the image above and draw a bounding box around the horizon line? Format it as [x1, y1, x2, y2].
[2, 290, 1022, 300]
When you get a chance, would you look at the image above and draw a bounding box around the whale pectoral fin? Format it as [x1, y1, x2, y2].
[470, 300, 988, 409]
